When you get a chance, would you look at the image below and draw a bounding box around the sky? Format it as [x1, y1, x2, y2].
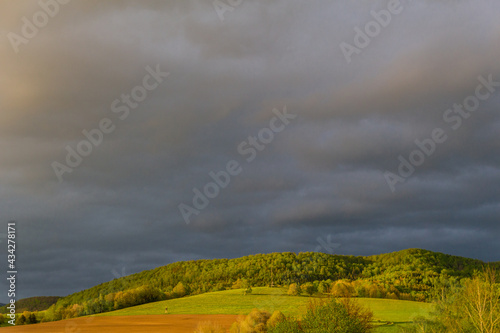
[1, 0, 500, 302]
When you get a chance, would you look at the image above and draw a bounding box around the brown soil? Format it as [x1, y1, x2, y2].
[0, 314, 239, 332]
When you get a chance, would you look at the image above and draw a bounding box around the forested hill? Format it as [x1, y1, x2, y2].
[43, 248, 497, 321]
[0, 296, 60, 313]
[367, 248, 487, 275]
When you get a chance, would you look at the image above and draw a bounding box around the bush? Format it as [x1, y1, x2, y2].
[232, 278, 244, 289]
[230, 309, 270, 333]
[28, 312, 38, 324]
[267, 298, 374, 333]
[317, 281, 330, 294]
[246, 309, 270, 331]
[267, 310, 286, 329]
[331, 280, 354, 297]
[301, 282, 315, 296]
[16, 314, 26, 325]
[301, 298, 373, 333]
[398, 316, 446, 333]
[287, 283, 301, 296]
[195, 321, 226, 333]
[244, 286, 252, 295]
[268, 319, 302, 333]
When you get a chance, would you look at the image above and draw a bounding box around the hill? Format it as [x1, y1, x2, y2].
[98, 286, 433, 319]
[98, 286, 433, 332]
[41, 248, 496, 322]
[0, 296, 60, 313]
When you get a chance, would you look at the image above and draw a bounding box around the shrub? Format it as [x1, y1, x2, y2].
[398, 316, 446, 333]
[317, 281, 330, 294]
[268, 319, 302, 333]
[195, 321, 226, 333]
[287, 283, 301, 296]
[387, 292, 399, 300]
[244, 286, 252, 295]
[16, 314, 26, 325]
[230, 309, 270, 333]
[331, 280, 354, 297]
[301, 298, 373, 333]
[301, 282, 315, 296]
[246, 309, 270, 331]
[232, 278, 244, 289]
[267, 310, 286, 329]
[28, 312, 38, 324]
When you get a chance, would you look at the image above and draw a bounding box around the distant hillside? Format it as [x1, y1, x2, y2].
[42, 248, 497, 322]
[0, 296, 60, 313]
[367, 248, 486, 275]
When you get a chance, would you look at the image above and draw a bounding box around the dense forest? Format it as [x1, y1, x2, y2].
[38, 248, 499, 322]
[0, 296, 60, 313]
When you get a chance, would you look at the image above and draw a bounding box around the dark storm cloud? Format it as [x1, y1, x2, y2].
[1, 0, 499, 301]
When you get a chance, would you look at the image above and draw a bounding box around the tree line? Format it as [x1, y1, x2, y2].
[14, 248, 498, 325]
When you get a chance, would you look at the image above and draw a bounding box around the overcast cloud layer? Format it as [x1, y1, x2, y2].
[1, 0, 500, 301]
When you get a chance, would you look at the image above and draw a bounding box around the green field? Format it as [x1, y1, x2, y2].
[98, 287, 434, 332]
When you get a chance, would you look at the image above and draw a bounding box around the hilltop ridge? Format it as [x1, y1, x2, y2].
[36, 248, 498, 321]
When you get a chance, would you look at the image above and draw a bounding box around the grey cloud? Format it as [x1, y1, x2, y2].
[0, 0, 499, 301]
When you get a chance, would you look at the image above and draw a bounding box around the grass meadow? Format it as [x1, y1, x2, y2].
[97, 287, 434, 332]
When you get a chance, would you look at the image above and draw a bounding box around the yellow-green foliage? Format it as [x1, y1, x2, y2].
[173, 282, 187, 297]
[39, 249, 495, 322]
[287, 283, 300, 296]
[230, 308, 270, 333]
[431, 269, 500, 333]
[331, 280, 354, 297]
[266, 310, 286, 329]
[194, 321, 226, 333]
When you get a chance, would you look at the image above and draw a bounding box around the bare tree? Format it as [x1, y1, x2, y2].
[461, 268, 500, 333]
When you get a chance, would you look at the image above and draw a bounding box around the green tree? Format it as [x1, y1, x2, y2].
[331, 280, 353, 297]
[302, 282, 315, 296]
[433, 269, 500, 333]
[230, 308, 270, 333]
[287, 283, 301, 296]
[173, 282, 187, 297]
[268, 319, 302, 333]
[301, 298, 373, 333]
[29, 312, 38, 324]
[461, 269, 500, 333]
[267, 310, 286, 330]
[317, 281, 329, 294]
[240, 279, 252, 295]
[232, 278, 243, 289]
[16, 314, 27, 325]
